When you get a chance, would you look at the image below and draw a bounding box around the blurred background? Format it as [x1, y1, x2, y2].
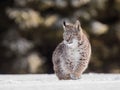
[0, 0, 120, 74]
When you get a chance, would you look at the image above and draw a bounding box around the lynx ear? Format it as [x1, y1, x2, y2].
[75, 20, 81, 30]
[62, 20, 66, 30]
[63, 20, 66, 26]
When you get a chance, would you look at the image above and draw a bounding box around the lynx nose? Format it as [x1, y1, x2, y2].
[66, 39, 72, 44]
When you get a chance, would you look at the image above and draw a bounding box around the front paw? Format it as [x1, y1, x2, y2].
[70, 74, 81, 80]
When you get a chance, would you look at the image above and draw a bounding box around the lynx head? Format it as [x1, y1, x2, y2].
[63, 20, 82, 44]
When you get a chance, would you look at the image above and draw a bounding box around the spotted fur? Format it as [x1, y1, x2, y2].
[52, 20, 91, 80]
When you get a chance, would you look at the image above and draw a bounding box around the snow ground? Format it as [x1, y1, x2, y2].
[0, 73, 120, 90]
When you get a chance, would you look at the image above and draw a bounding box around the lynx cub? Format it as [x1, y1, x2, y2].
[52, 20, 91, 80]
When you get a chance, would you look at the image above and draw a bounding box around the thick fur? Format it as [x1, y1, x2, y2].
[52, 20, 91, 80]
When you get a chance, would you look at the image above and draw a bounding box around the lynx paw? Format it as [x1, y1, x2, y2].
[70, 74, 81, 80]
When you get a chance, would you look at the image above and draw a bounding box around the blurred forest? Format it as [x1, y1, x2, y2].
[0, 0, 120, 74]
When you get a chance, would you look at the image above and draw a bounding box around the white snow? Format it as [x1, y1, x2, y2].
[0, 73, 120, 90]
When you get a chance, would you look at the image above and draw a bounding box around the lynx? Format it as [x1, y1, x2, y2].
[52, 20, 91, 80]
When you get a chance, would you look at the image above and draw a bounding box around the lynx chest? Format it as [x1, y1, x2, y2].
[64, 39, 83, 65]
[67, 47, 81, 62]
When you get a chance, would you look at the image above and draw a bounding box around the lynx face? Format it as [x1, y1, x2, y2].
[63, 21, 81, 44]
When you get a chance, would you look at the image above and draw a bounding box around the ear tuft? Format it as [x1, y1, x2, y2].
[63, 20, 66, 27]
[62, 20, 66, 30]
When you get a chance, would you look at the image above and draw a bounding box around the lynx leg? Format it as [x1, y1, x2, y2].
[55, 70, 71, 80]
[55, 71, 65, 80]
[73, 62, 88, 79]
